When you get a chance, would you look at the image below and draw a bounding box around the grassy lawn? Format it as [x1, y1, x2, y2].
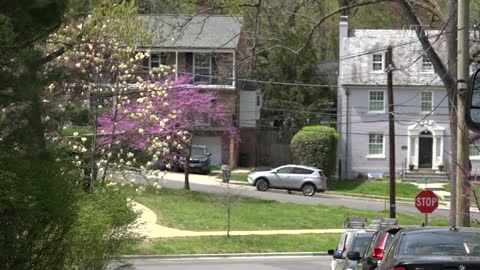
[131, 188, 448, 232]
[216, 171, 249, 182]
[124, 234, 340, 255]
[62, 125, 93, 136]
[328, 180, 421, 199]
[124, 187, 471, 255]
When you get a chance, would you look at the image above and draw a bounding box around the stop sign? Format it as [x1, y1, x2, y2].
[415, 190, 439, 213]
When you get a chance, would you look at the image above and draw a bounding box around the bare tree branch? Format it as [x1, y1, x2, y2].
[295, 0, 391, 54]
[411, 0, 445, 24]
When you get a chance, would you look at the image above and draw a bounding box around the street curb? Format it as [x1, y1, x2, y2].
[120, 252, 327, 259]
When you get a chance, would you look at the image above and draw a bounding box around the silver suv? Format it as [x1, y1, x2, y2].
[247, 164, 327, 196]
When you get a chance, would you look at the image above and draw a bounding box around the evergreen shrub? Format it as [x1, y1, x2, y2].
[290, 125, 338, 176]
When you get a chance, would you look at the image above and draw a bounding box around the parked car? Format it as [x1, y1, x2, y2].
[247, 164, 327, 196]
[152, 145, 211, 174]
[176, 145, 211, 174]
[329, 231, 374, 270]
[353, 226, 402, 270]
[376, 227, 480, 270]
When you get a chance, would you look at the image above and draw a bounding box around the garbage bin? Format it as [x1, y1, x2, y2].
[220, 164, 231, 183]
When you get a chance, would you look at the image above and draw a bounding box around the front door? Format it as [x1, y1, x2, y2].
[418, 137, 433, 168]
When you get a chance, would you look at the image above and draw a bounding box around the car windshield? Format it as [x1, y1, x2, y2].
[191, 147, 206, 155]
[398, 231, 480, 257]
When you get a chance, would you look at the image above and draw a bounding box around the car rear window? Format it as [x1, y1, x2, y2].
[398, 231, 480, 257]
[351, 234, 373, 255]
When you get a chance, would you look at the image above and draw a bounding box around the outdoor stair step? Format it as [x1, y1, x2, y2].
[402, 173, 450, 183]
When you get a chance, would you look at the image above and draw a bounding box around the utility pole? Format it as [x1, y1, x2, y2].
[387, 45, 396, 218]
[456, 0, 470, 227]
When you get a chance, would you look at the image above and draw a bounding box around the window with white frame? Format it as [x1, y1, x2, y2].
[420, 91, 433, 112]
[372, 53, 384, 72]
[368, 134, 384, 156]
[422, 55, 433, 72]
[143, 53, 166, 70]
[368, 90, 385, 112]
[470, 142, 480, 157]
[194, 53, 212, 83]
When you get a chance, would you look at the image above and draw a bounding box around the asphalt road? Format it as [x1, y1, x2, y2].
[110, 255, 332, 270]
[116, 170, 451, 218]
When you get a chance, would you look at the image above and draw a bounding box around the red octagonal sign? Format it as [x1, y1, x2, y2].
[415, 190, 439, 214]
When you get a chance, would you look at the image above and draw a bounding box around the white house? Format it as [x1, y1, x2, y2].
[335, 16, 480, 179]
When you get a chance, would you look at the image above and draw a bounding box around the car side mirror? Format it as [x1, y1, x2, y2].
[347, 251, 361, 261]
[466, 69, 480, 132]
[207, 153, 211, 156]
[327, 249, 343, 258]
[333, 250, 343, 259]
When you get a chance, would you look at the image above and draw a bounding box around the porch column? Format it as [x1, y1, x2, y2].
[175, 50, 178, 79]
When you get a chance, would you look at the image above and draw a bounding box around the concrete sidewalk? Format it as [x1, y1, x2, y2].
[132, 201, 345, 239]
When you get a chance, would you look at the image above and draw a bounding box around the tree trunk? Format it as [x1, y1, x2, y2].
[184, 140, 192, 190]
[398, 0, 458, 225]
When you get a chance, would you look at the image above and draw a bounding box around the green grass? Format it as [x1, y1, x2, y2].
[63, 125, 93, 136]
[124, 234, 340, 255]
[216, 172, 249, 182]
[328, 180, 420, 198]
[131, 188, 449, 232]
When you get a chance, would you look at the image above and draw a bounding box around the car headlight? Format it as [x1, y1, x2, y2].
[200, 157, 208, 162]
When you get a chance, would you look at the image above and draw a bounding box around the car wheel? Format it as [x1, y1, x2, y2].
[255, 178, 269, 192]
[302, 183, 316, 196]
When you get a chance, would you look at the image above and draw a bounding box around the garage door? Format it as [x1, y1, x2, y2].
[192, 136, 222, 166]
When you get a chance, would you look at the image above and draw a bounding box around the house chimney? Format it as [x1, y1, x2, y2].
[339, 16, 348, 59]
[195, 0, 214, 15]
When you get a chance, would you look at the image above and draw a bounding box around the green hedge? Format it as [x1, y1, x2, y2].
[290, 125, 338, 177]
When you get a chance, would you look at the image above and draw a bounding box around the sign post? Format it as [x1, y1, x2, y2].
[415, 190, 439, 226]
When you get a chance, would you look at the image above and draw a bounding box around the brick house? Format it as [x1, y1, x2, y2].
[135, 14, 261, 167]
[336, 16, 480, 179]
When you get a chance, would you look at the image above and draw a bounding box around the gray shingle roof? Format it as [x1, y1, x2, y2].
[137, 15, 242, 50]
[341, 29, 447, 86]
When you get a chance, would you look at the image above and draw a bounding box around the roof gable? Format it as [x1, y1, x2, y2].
[137, 15, 242, 50]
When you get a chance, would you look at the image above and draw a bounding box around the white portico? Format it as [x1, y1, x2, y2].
[407, 121, 445, 170]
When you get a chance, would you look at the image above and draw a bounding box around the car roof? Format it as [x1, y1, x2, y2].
[398, 226, 480, 235]
[278, 164, 323, 171]
[192, 145, 207, 149]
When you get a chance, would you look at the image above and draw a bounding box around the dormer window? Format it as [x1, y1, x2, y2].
[422, 55, 433, 72]
[372, 53, 384, 72]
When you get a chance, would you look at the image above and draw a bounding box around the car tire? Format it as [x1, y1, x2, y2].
[302, 183, 316, 196]
[255, 178, 269, 192]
